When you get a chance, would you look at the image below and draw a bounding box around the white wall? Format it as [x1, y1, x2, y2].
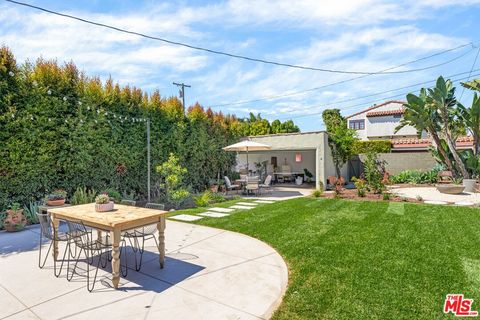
[367, 115, 417, 138]
[236, 150, 317, 178]
[347, 101, 420, 140]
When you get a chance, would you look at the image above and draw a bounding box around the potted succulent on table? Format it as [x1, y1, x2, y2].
[4, 202, 27, 232]
[95, 193, 114, 212]
[45, 189, 67, 206]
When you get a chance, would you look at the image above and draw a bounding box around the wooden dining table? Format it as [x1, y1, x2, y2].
[47, 203, 167, 289]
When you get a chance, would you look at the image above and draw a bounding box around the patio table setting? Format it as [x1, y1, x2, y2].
[41, 203, 167, 290]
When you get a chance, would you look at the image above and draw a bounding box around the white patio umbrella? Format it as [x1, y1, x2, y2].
[223, 140, 271, 173]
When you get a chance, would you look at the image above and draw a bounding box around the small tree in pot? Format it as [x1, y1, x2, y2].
[4, 202, 27, 232]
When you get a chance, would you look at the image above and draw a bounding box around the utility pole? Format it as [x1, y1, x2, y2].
[146, 118, 151, 203]
[173, 82, 191, 114]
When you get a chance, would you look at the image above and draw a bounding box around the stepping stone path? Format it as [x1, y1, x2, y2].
[424, 200, 449, 205]
[236, 202, 258, 206]
[199, 212, 230, 218]
[230, 205, 255, 210]
[253, 200, 275, 204]
[454, 201, 475, 206]
[209, 207, 235, 213]
[170, 214, 204, 221]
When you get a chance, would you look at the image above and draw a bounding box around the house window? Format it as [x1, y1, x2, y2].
[393, 115, 401, 119]
[349, 119, 365, 130]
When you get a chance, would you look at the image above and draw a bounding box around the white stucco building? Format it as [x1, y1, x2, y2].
[346, 100, 425, 141]
[234, 131, 347, 190]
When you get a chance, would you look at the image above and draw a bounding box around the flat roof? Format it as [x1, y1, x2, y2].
[245, 130, 326, 139]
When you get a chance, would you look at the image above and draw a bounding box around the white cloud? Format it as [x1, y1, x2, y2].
[1, 0, 478, 132]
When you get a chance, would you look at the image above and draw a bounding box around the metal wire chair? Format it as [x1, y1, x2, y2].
[122, 203, 164, 273]
[120, 199, 136, 206]
[66, 220, 127, 292]
[36, 212, 75, 277]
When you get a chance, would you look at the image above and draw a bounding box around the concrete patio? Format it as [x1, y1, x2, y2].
[0, 221, 288, 320]
[390, 186, 480, 205]
[241, 184, 314, 201]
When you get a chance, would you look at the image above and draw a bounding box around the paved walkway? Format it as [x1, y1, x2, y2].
[390, 187, 480, 205]
[0, 221, 288, 320]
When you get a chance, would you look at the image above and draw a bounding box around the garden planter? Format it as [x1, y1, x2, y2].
[436, 184, 465, 194]
[4, 209, 27, 232]
[463, 179, 476, 193]
[95, 201, 114, 212]
[47, 199, 65, 206]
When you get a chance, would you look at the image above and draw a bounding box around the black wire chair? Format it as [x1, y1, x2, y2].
[36, 212, 75, 278]
[120, 199, 136, 206]
[66, 220, 127, 292]
[122, 203, 163, 273]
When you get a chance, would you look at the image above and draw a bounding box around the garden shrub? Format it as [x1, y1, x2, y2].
[353, 140, 391, 154]
[352, 177, 367, 197]
[390, 164, 443, 184]
[194, 190, 226, 207]
[102, 188, 121, 203]
[363, 152, 386, 194]
[156, 153, 191, 209]
[0, 46, 241, 212]
[71, 187, 97, 205]
[311, 189, 323, 198]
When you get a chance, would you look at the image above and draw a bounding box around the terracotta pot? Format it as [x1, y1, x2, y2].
[4, 209, 27, 232]
[47, 199, 65, 206]
[95, 201, 114, 212]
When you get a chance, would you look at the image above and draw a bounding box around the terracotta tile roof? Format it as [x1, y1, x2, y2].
[457, 136, 473, 147]
[391, 136, 474, 149]
[391, 138, 431, 149]
[346, 100, 405, 119]
[366, 108, 404, 117]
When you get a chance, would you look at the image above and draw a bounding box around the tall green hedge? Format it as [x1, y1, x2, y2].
[352, 140, 391, 154]
[0, 47, 240, 209]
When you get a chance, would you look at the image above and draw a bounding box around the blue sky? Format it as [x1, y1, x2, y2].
[1, 0, 480, 131]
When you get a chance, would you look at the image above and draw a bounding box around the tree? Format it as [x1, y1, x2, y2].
[458, 94, 480, 155]
[322, 109, 357, 178]
[156, 153, 190, 208]
[396, 89, 455, 174]
[428, 77, 469, 178]
[280, 120, 300, 133]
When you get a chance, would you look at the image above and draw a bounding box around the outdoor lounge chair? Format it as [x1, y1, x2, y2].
[224, 176, 241, 194]
[66, 219, 127, 292]
[36, 212, 76, 277]
[245, 178, 260, 196]
[259, 175, 273, 194]
[122, 203, 163, 273]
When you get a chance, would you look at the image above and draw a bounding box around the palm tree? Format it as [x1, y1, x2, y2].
[396, 89, 455, 174]
[457, 94, 480, 155]
[428, 77, 469, 178]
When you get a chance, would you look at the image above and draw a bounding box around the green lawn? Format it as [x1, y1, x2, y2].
[171, 197, 480, 319]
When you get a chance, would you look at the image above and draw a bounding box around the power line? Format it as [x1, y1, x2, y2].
[5, 0, 478, 75]
[209, 45, 475, 107]
[275, 71, 480, 121]
[459, 47, 480, 100]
